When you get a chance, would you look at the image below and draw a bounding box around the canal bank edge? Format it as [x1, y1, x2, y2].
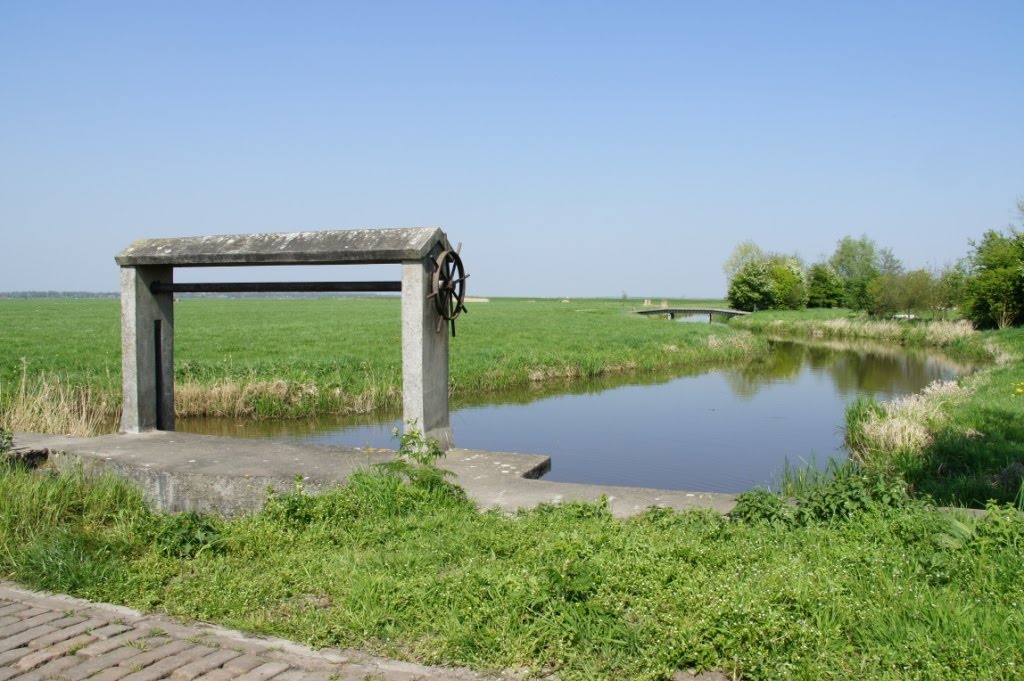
[11, 431, 737, 518]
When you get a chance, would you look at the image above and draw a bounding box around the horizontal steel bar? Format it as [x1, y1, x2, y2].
[151, 281, 402, 294]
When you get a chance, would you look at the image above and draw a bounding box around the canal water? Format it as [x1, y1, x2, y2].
[179, 339, 969, 493]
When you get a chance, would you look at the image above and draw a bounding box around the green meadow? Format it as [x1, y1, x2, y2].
[0, 296, 757, 430]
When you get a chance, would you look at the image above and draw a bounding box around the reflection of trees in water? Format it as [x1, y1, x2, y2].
[724, 342, 806, 398]
[723, 339, 969, 400]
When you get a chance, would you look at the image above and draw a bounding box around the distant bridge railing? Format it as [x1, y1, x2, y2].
[635, 307, 750, 322]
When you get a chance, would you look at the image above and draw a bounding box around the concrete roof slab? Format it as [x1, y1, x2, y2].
[115, 227, 445, 267]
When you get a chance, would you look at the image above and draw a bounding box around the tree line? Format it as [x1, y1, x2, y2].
[0, 291, 118, 299]
[724, 200, 1024, 329]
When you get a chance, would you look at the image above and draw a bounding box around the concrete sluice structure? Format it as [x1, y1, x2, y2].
[55, 227, 741, 519]
[116, 227, 454, 448]
[13, 431, 737, 519]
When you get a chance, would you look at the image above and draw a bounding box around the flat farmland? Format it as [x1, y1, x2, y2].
[0, 296, 757, 431]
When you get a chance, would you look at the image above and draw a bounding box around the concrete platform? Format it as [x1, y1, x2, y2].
[12, 432, 736, 518]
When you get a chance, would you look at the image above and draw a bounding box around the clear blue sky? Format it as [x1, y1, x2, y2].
[2, 1, 1022, 297]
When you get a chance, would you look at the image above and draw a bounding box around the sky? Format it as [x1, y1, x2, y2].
[2, 1, 1022, 298]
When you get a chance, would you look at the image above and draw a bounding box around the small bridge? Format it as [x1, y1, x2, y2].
[636, 307, 750, 322]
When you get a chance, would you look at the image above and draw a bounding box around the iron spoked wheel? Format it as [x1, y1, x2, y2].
[428, 246, 468, 336]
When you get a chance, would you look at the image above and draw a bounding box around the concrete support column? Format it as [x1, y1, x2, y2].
[401, 253, 451, 449]
[120, 266, 175, 432]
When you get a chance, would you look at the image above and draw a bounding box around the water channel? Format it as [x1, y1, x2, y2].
[180, 338, 970, 493]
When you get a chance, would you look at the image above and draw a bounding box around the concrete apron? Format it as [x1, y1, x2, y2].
[12, 432, 736, 519]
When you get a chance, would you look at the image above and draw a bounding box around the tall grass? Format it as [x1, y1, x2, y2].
[0, 362, 117, 436]
[732, 311, 987, 359]
[174, 373, 402, 419]
[845, 380, 970, 472]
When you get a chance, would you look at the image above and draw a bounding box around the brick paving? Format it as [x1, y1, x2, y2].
[0, 583, 514, 681]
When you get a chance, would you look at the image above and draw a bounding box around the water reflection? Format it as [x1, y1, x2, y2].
[179, 341, 971, 493]
[725, 339, 972, 400]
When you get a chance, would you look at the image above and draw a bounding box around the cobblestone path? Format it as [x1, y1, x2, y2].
[0, 583, 511, 681]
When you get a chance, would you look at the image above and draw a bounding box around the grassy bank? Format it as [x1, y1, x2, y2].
[0, 297, 758, 434]
[845, 328, 1024, 506]
[731, 310, 1024, 507]
[1, 457, 1021, 680]
[730, 309, 987, 360]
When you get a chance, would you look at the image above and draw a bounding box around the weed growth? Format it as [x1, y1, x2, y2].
[150, 512, 226, 559]
[376, 422, 462, 501]
[736, 463, 909, 526]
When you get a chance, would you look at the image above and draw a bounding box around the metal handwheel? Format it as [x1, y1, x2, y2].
[427, 243, 468, 336]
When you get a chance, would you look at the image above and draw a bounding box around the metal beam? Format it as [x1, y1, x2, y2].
[150, 281, 401, 295]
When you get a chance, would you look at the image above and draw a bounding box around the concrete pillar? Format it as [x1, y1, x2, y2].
[120, 266, 175, 432]
[401, 252, 451, 449]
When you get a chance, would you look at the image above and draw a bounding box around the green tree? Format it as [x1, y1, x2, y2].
[768, 256, 809, 309]
[727, 259, 776, 311]
[936, 261, 968, 317]
[964, 223, 1024, 329]
[866, 274, 900, 317]
[877, 247, 904, 277]
[900, 269, 937, 315]
[829, 235, 880, 310]
[807, 263, 844, 308]
[867, 269, 937, 318]
[723, 240, 766, 281]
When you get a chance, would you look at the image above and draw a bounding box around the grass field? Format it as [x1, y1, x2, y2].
[0, 297, 756, 433]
